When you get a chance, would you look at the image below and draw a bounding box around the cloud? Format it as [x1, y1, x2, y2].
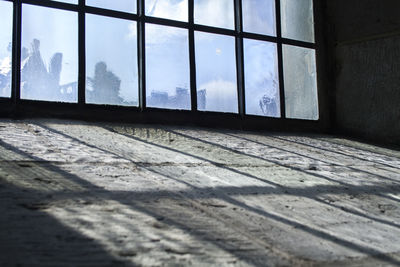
[0, 56, 11, 76]
[126, 22, 137, 40]
[146, 23, 187, 46]
[146, 0, 187, 21]
[245, 41, 278, 97]
[194, 0, 234, 29]
[242, 0, 275, 35]
[199, 79, 238, 113]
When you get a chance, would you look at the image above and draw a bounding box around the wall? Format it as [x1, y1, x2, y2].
[326, 0, 400, 146]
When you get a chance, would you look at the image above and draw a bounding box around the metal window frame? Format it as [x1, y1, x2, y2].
[0, 0, 329, 133]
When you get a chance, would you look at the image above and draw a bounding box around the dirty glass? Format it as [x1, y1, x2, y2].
[21, 5, 78, 103]
[86, 14, 138, 106]
[145, 0, 188, 22]
[242, 0, 276, 36]
[195, 32, 237, 113]
[86, 0, 136, 13]
[194, 0, 234, 29]
[281, 0, 314, 43]
[244, 39, 280, 117]
[146, 24, 190, 110]
[0, 1, 13, 98]
[283, 45, 318, 120]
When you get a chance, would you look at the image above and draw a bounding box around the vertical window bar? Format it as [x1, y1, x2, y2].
[78, 0, 85, 104]
[188, 0, 197, 111]
[12, 0, 22, 108]
[275, 0, 286, 118]
[234, 0, 245, 116]
[138, 0, 145, 110]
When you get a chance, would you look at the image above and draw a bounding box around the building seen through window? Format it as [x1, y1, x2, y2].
[0, 0, 318, 121]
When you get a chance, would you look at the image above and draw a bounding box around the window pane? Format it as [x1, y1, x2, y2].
[195, 32, 237, 113]
[86, 0, 136, 13]
[145, 0, 187, 22]
[283, 45, 318, 120]
[0, 1, 13, 98]
[281, 0, 314, 43]
[244, 39, 279, 117]
[242, 0, 276, 36]
[86, 15, 138, 106]
[51, 0, 77, 4]
[146, 24, 190, 110]
[194, 0, 234, 29]
[21, 5, 78, 103]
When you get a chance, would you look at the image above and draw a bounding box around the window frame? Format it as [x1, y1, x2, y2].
[0, 0, 327, 131]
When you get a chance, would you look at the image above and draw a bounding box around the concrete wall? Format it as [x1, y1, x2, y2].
[326, 0, 400, 146]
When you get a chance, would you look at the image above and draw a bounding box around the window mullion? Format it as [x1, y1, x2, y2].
[138, 0, 145, 110]
[78, 0, 85, 105]
[275, 0, 286, 119]
[12, 0, 22, 109]
[234, 0, 245, 117]
[188, 0, 197, 112]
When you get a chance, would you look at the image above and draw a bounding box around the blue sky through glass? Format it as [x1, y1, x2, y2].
[86, 14, 138, 106]
[146, 24, 190, 110]
[145, 0, 187, 21]
[194, 0, 234, 29]
[0, 1, 13, 98]
[86, 0, 136, 13]
[51, 0, 78, 4]
[244, 39, 280, 117]
[242, 0, 276, 36]
[21, 4, 78, 102]
[195, 31, 238, 113]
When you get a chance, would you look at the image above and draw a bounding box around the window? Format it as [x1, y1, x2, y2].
[0, 0, 319, 122]
[0, 0, 12, 98]
[86, 15, 138, 106]
[21, 4, 78, 102]
[146, 24, 190, 110]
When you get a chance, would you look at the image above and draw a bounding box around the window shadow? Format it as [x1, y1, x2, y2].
[97, 125, 400, 265]
[0, 145, 130, 266]
[2, 121, 399, 266]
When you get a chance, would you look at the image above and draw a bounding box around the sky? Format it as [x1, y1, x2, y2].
[86, 14, 138, 105]
[0, 0, 311, 117]
[0, 0, 13, 97]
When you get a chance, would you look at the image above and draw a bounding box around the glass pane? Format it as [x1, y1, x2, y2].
[145, 0, 188, 22]
[242, 0, 276, 36]
[195, 32, 237, 113]
[194, 0, 234, 29]
[146, 24, 190, 110]
[86, 0, 136, 13]
[86, 15, 138, 106]
[244, 39, 279, 117]
[52, 0, 78, 4]
[0, 1, 13, 98]
[283, 45, 318, 120]
[21, 5, 78, 103]
[281, 0, 314, 43]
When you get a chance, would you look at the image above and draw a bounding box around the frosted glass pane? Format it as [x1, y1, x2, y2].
[283, 45, 318, 120]
[87, 0, 136, 13]
[195, 32, 237, 113]
[242, 0, 276, 36]
[21, 5, 78, 103]
[0, 1, 13, 98]
[194, 0, 234, 29]
[86, 15, 138, 106]
[281, 0, 314, 42]
[145, 0, 187, 22]
[244, 39, 280, 117]
[146, 24, 190, 110]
